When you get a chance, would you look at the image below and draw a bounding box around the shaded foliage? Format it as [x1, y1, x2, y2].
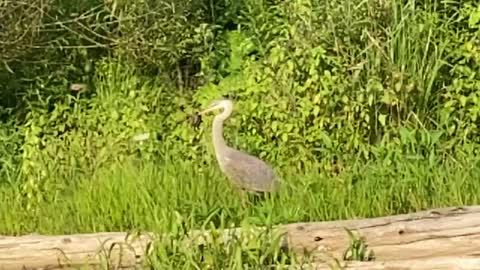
[1, 0, 480, 201]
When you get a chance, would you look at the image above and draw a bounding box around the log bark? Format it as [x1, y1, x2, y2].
[282, 206, 480, 262]
[0, 232, 154, 269]
[301, 256, 480, 270]
[1, 206, 480, 269]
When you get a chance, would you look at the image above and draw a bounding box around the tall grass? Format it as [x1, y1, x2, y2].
[2, 152, 479, 234]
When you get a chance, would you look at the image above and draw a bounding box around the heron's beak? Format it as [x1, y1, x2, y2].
[198, 103, 222, 115]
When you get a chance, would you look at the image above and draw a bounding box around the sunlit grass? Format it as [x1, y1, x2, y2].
[2, 153, 479, 234]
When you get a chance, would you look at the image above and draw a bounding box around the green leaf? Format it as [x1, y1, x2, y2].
[460, 95, 467, 107]
[378, 114, 387, 127]
[468, 7, 480, 28]
[320, 132, 332, 149]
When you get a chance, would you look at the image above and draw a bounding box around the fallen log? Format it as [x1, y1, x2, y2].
[0, 232, 154, 270]
[302, 256, 480, 270]
[282, 205, 480, 261]
[1, 206, 480, 269]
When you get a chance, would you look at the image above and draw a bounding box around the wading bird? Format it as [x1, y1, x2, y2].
[198, 99, 281, 196]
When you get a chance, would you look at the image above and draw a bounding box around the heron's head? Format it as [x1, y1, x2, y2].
[199, 99, 233, 115]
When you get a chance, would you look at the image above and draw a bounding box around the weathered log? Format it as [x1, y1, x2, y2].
[300, 256, 480, 270]
[282, 206, 480, 262]
[0, 232, 155, 269]
[1, 206, 480, 269]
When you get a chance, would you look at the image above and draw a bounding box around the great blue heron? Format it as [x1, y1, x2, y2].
[199, 99, 281, 195]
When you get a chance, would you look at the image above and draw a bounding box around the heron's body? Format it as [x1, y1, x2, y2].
[216, 146, 280, 192]
[200, 99, 281, 193]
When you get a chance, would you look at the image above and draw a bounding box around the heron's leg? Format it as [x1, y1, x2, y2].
[240, 190, 247, 208]
[231, 185, 247, 207]
[239, 190, 253, 208]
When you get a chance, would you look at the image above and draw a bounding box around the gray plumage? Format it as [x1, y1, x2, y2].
[199, 99, 281, 193]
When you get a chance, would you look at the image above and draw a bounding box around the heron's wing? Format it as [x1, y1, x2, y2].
[222, 148, 278, 192]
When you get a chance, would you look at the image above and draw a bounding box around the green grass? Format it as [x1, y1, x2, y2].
[1, 153, 479, 268]
[3, 156, 479, 235]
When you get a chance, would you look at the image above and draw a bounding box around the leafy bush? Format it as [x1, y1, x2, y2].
[0, 0, 235, 118]
[1, 0, 480, 203]
[18, 61, 159, 206]
[0, 121, 22, 185]
[440, 3, 480, 144]
[193, 0, 480, 168]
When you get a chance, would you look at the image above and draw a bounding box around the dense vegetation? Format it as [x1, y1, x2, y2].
[1, 0, 480, 268]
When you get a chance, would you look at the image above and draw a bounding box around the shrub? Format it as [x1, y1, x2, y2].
[2, 0, 480, 201]
[193, 0, 478, 169]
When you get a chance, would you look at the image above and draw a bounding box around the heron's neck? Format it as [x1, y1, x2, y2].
[212, 110, 231, 154]
[212, 117, 227, 153]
